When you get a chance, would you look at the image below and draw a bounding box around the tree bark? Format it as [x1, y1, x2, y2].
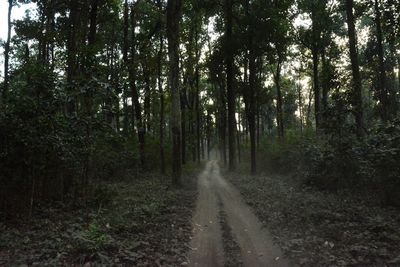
[374, 0, 388, 121]
[167, 0, 182, 185]
[248, 52, 257, 174]
[129, 2, 146, 167]
[157, 0, 166, 174]
[66, 0, 79, 115]
[181, 85, 187, 164]
[1, 0, 13, 107]
[218, 81, 227, 166]
[225, 0, 236, 171]
[311, 6, 321, 131]
[275, 60, 284, 139]
[122, 0, 131, 134]
[195, 24, 201, 164]
[345, 0, 364, 138]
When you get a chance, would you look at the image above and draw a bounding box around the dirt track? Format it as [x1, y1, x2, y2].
[188, 161, 290, 267]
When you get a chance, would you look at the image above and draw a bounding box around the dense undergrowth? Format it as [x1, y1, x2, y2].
[0, 165, 198, 266]
[257, 118, 400, 206]
[229, 170, 400, 266]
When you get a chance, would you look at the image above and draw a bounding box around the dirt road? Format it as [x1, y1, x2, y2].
[188, 161, 290, 267]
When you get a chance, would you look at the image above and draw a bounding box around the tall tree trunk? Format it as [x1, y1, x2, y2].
[321, 49, 328, 127]
[345, 0, 364, 138]
[167, 0, 183, 185]
[181, 87, 187, 164]
[207, 110, 211, 160]
[275, 60, 284, 138]
[311, 6, 321, 131]
[123, 0, 131, 134]
[143, 65, 151, 133]
[374, 0, 388, 121]
[398, 58, 400, 95]
[297, 68, 304, 134]
[1, 0, 13, 107]
[245, 3, 256, 174]
[66, 0, 78, 115]
[195, 26, 201, 164]
[81, 0, 100, 196]
[225, 0, 236, 171]
[157, 0, 166, 174]
[306, 86, 314, 127]
[219, 82, 227, 166]
[236, 100, 241, 163]
[129, 2, 146, 167]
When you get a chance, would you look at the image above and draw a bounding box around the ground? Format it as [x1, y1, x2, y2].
[188, 160, 289, 267]
[228, 168, 400, 266]
[0, 169, 198, 266]
[2, 161, 400, 266]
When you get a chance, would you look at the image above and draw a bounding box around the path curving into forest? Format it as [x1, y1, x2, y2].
[188, 161, 290, 267]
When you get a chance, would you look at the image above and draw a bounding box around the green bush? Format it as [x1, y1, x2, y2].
[301, 119, 400, 205]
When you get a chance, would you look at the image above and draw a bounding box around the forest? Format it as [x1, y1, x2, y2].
[0, 0, 399, 266]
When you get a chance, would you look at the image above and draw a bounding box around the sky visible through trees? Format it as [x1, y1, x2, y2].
[1, 0, 400, 265]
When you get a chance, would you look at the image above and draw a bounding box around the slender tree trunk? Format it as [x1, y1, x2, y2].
[246, 10, 256, 174]
[181, 88, 187, 164]
[207, 110, 211, 160]
[195, 79, 201, 163]
[225, 0, 236, 171]
[195, 26, 201, 164]
[321, 49, 328, 127]
[297, 69, 304, 135]
[256, 105, 260, 149]
[66, 0, 78, 115]
[167, 0, 183, 185]
[129, 3, 146, 166]
[143, 65, 151, 133]
[157, 0, 166, 174]
[306, 86, 314, 127]
[311, 6, 321, 131]
[345, 0, 364, 138]
[1, 0, 13, 107]
[218, 82, 227, 166]
[123, 0, 131, 134]
[275, 61, 284, 138]
[374, 0, 388, 121]
[398, 58, 400, 95]
[236, 101, 241, 163]
[80, 0, 99, 196]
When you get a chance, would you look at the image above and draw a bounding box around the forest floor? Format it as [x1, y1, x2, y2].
[188, 160, 290, 267]
[228, 166, 400, 266]
[0, 167, 199, 266]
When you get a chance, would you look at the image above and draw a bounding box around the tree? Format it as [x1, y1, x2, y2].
[243, 0, 257, 173]
[129, 1, 146, 167]
[1, 0, 14, 107]
[345, 0, 364, 138]
[167, 0, 183, 185]
[374, 0, 388, 121]
[225, 0, 236, 171]
[157, 0, 166, 174]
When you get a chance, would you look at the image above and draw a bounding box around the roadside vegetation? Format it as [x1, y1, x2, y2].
[0, 166, 198, 266]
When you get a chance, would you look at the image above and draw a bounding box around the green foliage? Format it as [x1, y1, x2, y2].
[73, 222, 114, 252]
[92, 132, 138, 180]
[301, 119, 400, 205]
[0, 61, 137, 214]
[257, 129, 314, 174]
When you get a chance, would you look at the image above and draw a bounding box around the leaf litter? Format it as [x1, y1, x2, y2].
[228, 171, 400, 266]
[0, 170, 198, 266]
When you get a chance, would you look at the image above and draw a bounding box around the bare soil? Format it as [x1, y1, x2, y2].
[188, 161, 290, 267]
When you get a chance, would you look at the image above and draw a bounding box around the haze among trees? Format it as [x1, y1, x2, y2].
[1, 0, 400, 266]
